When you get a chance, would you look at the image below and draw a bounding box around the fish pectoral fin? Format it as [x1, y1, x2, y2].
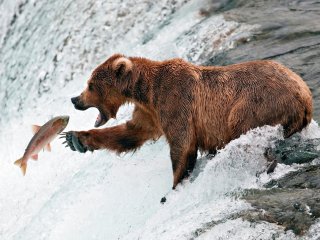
[31, 154, 38, 161]
[14, 158, 27, 176]
[31, 125, 41, 134]
[45, 143, 51, 152]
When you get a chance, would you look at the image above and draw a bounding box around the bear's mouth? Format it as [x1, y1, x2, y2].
[94, 110, 109, 128]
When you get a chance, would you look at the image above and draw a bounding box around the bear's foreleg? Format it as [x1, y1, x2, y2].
[170, 146, 198, 188]
[65, 122, 158, 153]
[165, 126, 198, 188]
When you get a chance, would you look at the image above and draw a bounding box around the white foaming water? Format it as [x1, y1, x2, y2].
[123, 124, 320, 240]
[0, 0, 319, 239]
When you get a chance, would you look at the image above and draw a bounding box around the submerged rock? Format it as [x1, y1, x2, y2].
[240, 135, 320, 235]
[265, 165, 320, 189]
[242, 188, 320, 235]
[268, 134, 320, 165]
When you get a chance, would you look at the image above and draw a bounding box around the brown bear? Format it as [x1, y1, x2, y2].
[65, 54, 313, 188]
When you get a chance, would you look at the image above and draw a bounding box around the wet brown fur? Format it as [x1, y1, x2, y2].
[72, 54, 313, 188]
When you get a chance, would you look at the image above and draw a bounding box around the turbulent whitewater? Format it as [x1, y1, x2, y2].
[1, 0, 320, 239]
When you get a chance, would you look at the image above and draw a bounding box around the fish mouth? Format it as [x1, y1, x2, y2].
[62, 115, 70, 122]
[63, 116, 70, 126]
[94, 109, 109, 128]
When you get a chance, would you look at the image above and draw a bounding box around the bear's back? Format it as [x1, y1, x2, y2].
[192, 60, 312, 151]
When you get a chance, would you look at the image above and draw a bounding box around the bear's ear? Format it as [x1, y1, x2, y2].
[113, 57, 133, 79]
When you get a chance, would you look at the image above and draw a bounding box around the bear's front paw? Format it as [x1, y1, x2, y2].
[63, 131, 91, 153]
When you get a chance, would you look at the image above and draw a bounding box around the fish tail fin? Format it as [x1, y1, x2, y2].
[14, 158, 27, 176]
[14, 158, 23, 166]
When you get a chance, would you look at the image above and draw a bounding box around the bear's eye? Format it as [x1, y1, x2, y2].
[88, 83, 94, 91]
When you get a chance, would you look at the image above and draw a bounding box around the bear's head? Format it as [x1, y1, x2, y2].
[71, 54, 134, 127]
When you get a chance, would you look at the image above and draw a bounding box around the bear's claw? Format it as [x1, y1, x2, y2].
[64, 131, 88, 153]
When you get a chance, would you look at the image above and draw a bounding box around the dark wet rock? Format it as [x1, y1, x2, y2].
[191, 186, 320, 237]
[202, 0, 320, 122]
[239, 134, 320, 235]
[265, 165, 320, 189]
[267, 134, 320, 165]
[241, 188, 320, 235]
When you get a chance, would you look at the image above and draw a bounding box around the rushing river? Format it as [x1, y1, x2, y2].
[0, 0, 319, 239]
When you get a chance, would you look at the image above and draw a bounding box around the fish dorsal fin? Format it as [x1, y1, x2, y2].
[31, 154, 38, 160]
[32, 125, 41, 134]
[45, 143, 51, 152]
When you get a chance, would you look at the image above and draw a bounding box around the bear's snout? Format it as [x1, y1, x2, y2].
[71, 96, 89, 111]
[71, 96, 79, 105]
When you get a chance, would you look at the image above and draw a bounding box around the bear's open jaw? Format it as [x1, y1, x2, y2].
[94, 111, 108, 128]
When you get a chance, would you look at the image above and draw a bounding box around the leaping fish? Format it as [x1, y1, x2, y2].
[14, 116, 69, 175]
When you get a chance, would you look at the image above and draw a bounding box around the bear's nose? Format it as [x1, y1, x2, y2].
[71, 96, 79, 105]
